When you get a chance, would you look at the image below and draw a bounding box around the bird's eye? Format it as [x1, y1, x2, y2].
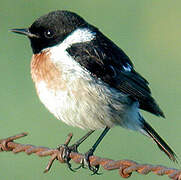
[44, 29, 54, 38]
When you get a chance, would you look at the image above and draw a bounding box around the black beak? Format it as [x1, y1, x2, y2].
[10, 28, 39, 38]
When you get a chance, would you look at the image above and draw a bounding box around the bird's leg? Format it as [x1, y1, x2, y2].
[69, 130, 95, 152]
[58, 130, 95, 171]
[81, 127, 110, 175]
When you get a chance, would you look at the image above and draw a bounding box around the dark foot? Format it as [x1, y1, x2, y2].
[58, 130, 95, 172]
[80, 148, 101, 175]
[57, 144, 78, 172]
[57, 133, 79, 172]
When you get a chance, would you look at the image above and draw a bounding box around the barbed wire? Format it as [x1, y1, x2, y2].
[0, 132, 180, 179]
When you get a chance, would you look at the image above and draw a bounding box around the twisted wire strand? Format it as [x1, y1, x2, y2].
[0, 132, 180, 179]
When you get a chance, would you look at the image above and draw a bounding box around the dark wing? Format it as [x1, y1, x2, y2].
[67, 30, 164, 117]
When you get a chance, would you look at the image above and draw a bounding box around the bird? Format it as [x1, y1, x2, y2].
[11, 10, 177, 173]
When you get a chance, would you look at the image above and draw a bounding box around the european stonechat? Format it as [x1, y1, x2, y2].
[11, 10, 177, 172]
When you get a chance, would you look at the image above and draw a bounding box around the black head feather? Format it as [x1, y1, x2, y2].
[28, 10, 88, 53]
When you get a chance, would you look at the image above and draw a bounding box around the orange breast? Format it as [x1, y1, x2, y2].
[31, 50, 66, 90]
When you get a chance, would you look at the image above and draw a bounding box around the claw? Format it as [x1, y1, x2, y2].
[57, 144, 77, 172]
[80, 148, 101, 175]
[91, 165, 100, 175]
[66, 160, 76, 172]
[56, 133, 79, 172]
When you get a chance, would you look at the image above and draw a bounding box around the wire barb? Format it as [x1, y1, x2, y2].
[0, 133, 181, 179]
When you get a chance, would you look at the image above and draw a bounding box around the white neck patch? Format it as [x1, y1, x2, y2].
[49, 28, 96, 79]
[49, 28, 96, 66]
[59, 28, 96, 50]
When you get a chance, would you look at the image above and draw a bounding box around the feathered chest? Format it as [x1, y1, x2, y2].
[30, 50, 79, 123]
[29, 49, 132, 130]
[30, 50, 116, 129]
[31, 50, 67, 90]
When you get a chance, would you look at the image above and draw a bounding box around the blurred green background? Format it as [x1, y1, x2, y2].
[1, 0, 181, 179]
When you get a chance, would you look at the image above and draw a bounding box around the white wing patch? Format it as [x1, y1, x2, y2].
[122, 63, 132, 72]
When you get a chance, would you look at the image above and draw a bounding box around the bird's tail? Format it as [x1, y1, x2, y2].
[140, 118, 177, 162]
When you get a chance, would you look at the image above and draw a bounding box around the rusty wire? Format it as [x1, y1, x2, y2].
[0, 133, 180, 179]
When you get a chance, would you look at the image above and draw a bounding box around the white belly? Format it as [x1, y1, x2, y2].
[35, 76, 141, 131]
[35, 79, 114, 129]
